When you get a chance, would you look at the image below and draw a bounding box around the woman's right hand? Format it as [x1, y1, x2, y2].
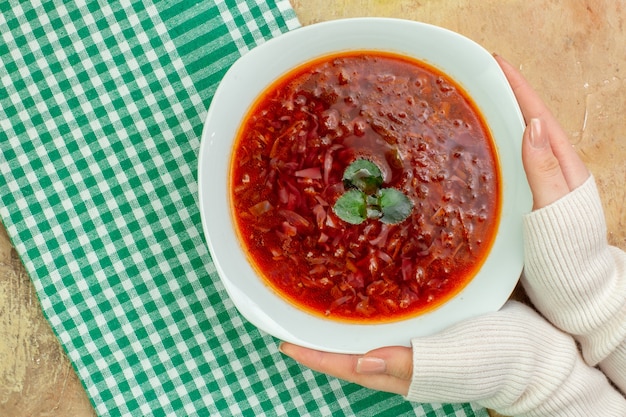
[496, 56, 626, 388]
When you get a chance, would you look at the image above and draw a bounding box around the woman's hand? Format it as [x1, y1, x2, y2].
[281, 302, 625, 415]
[279, 343, 413, 396]
[502, 60, 626, 389]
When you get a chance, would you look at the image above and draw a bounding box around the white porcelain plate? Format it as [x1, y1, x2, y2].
[198, 18, 531, 353]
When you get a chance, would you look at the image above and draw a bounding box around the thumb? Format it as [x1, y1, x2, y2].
[357, 346, 413, 381]
[522, 117, 570, 209]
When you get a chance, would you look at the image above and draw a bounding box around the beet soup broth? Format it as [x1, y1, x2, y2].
[229, 51, 501, 323]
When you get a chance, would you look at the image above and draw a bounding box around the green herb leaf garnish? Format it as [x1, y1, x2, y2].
[333, 159, 413, 225]
[333, 189, 367, 225]
[342, 159, 383, 195]
[379, 188, 413, 224]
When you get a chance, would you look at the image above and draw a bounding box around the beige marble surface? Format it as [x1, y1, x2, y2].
[1, 1, 625, 416]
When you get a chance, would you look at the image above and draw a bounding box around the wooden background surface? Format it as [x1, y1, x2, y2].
[1, 1, 625, 416]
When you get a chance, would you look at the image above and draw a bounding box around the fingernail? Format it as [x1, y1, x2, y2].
[529, 118, 548, 149]
[356, 357, 386, 374]
[278, 342, 288, 356]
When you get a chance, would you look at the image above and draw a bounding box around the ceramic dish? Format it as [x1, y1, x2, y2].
[198, 18, 531, 353]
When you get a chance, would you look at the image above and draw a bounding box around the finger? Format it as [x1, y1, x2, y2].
[278, 342, 360, 380]
[522, 118, 570, 209]
[360, 346, 413, 381]
[279, 343, 411, 395]
[494, 54, 589, 191]
[546, 129, 590, 191]
[494, 54, 552, 123]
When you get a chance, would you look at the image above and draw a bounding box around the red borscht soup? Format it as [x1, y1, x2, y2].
[229, 51, 500, 323]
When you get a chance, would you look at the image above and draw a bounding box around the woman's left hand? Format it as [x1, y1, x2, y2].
[279, 343, 413, 396]
[279, 301, 624, 417]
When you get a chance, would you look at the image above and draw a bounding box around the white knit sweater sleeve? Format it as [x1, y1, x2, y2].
[522, 175, 626, 392]
[406, 301, 626, 416]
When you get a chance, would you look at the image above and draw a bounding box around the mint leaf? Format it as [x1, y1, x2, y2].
[379, 188, 413, 224]
[333, 189, 367, 224]
[333, 160, 413, 225]
[342, 159, 383, 195]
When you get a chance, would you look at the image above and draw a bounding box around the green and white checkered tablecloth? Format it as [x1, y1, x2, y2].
[0, 1, 489, 416]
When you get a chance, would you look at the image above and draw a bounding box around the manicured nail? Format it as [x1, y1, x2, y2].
[529, 118, 548, 149]
[356, 357, 386, 374]
[278, 342, 288, 355]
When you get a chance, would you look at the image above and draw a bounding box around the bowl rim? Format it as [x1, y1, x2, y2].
[198, 17, 531, 353]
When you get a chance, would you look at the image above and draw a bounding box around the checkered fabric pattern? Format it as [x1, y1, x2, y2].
[0, 1, 489, 416]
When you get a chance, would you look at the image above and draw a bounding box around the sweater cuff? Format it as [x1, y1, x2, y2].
[527, 352, 626, 417]
[404, 302, 626, 416]
[522, 175, 626, 365]
[600, 340, 626, 394]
